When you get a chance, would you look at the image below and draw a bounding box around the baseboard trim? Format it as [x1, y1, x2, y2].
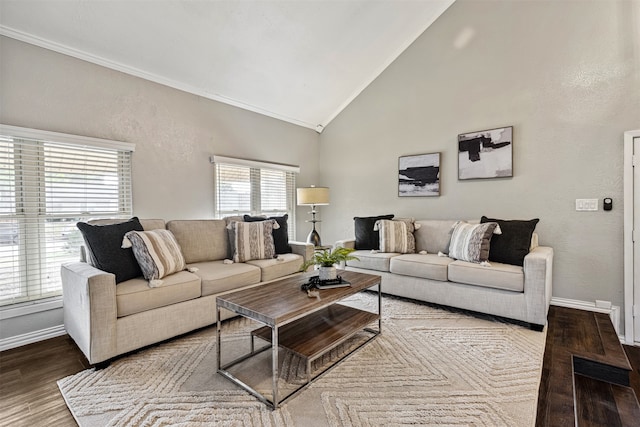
[0, 324, 66, 352]
[0, 299, 626, 351]
[551, 297, 621, 339]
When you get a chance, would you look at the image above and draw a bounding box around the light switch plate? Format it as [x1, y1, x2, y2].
[576, 199, 598, 211]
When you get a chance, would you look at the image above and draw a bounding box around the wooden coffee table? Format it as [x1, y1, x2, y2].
[216, 269, 382, 408]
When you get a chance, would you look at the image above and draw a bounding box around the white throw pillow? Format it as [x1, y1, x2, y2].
[230, 220, 278, 263]
[448, 221, 500, 263]
[123, 229, 186, 286]
[375, 219, 416, 254]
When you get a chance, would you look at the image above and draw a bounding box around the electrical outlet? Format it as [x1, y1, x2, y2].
[576, 199, 598, 211]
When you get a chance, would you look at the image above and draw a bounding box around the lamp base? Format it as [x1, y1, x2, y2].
[307, 229, 322, 247]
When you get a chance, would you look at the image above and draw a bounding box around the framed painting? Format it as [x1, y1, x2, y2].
[458, 126, 513, 180]
[399, 152, 440, 197]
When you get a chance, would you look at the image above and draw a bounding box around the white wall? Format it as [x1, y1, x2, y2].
[318, 0, 640, 333]
[0, 36, 320, 342]
[1, 0, 639, 345]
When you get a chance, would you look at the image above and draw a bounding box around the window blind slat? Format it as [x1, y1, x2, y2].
[0, 131, 133, 307]
[214, 159, 296, 240]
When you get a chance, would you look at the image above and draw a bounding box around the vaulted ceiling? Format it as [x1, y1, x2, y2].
[0, 0, 455, 131]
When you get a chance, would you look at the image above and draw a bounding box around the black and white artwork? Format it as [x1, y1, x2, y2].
[458, 126, 513, 180]
[399, 153, 440, 197]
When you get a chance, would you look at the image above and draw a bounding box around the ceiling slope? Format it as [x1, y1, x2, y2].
[0, 0, 455, 131]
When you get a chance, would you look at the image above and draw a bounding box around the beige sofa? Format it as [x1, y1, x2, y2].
[61, 218, 313, 365]
[336, 219, 553, 329]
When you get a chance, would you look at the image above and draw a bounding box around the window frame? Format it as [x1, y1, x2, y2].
[212, 155, 299, 239]
[0, 124, 135, 309]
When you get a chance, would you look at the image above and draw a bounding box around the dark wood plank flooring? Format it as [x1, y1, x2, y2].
[1, 306, 639, 426]
[537, 306, 640, 426]
[0, 334, 89, 427]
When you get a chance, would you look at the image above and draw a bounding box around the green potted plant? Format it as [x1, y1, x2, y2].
[300, 247, 359, 281]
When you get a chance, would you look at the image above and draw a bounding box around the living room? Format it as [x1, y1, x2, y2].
[1, 0, 639, 425]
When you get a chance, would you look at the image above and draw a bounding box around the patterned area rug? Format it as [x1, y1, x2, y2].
[58, 293, 546, 426]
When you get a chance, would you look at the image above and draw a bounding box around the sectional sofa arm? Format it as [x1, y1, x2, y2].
[335, 239, 356, 250]
[61, 262, 118, 364]
[289, 240, 315, 261]
[523, 246, 554, 326]
[523, 246, 554, 281]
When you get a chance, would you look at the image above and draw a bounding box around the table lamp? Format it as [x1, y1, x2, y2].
[297, 186, 329, 246]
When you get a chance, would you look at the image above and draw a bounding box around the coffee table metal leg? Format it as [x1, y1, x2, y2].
[216, 306, 221, 370]
[378, 284, 382, 332]
[272, 325, 279, 407]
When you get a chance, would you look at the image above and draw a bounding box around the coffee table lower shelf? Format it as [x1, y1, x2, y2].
[252, 303, 379, 385]
[216, 271, 382, 408]
[219, 303, 379, 408]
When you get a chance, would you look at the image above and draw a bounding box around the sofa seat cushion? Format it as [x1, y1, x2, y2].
[115, 271, 201, 317]
[188, 261, 261, 296]
[448, 260, 524, 292]
[390, 254, 454, 282]
[246, 253, 303, 282]
[346, 250, 399, 272]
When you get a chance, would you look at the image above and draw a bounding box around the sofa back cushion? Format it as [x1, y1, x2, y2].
[413, 220, 457, 254]
[166, 220, 228, 263]
[414, 219, 480, 254]
[86, 218, 165, 231]
[139, 219, 167, 231]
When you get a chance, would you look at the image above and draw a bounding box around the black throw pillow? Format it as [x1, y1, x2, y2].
[354, 214, 395, 250]
[243, 214, 292, 254]
[76, 217, 144, 283]
[480, 216, 540, 266]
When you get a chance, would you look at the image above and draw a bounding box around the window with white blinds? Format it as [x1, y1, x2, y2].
[213, 156, 298, 239]
[0, 125, 134, 307]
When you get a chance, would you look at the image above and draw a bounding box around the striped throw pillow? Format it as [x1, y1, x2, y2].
[448, 221, 499, 263]
[375, 219, 416, 253]
[230, 220, 278, 263]
[123, 229, 186, 286]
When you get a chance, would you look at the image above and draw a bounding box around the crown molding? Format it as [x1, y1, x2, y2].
[0, 25, 317, 131]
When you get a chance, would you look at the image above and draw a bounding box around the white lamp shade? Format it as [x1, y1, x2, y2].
[297, 187, 330, 205]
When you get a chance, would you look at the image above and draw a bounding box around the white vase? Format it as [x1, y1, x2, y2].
[319, 266, 337, 281]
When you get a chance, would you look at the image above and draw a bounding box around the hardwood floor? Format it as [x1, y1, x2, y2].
[0, 335, 88, 427]
[536, 306, 640, 426]
[1, 306, 639, 426]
